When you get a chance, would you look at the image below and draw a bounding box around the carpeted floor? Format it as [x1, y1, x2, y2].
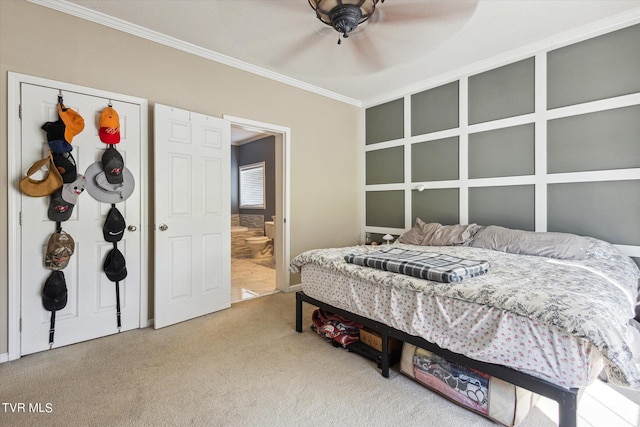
[1, 291, 639, 426]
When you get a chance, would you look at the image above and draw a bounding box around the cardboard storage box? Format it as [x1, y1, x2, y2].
[359, 328, 402, 353]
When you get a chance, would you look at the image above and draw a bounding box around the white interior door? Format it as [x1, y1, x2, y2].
[19, 84, 143, 355]
[154, 104, 231, 329]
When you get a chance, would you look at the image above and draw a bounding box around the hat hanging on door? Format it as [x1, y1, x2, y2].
[103, 206, 126, 242]
[101, 146, 124, 184]
[84, 161, 135, 204]
[52, 151, 78, 183]
[48, 189, 74, 222]
[103, 247, 127, 282]
[99, 106, 120, 144]
[42, 270, 68, 348]
[41, 119, 73, 153]
[61, 174, 86, 205]
[19, 151, 64, 197]
[42, 270, 68, 311]
[44, 230, 75, 271]
[57, 103, 85, 143]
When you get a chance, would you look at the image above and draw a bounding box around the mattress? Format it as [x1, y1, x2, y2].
[301, 262, 602, 389]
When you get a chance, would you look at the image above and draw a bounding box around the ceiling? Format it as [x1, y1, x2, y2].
[230, 125, 274, 145]
[45, 0, 640, 106]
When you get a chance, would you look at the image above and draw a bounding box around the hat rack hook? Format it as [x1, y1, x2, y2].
[57, 90, 63, 105]
[107, 99, 113, 107]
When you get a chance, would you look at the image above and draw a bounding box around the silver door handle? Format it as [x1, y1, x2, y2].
[159, 224, 168, 231]
[128, 225, 137, 232]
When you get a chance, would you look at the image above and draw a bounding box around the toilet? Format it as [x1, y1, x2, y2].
[245, 221, 275, 258]
[245, 236, 271, 258]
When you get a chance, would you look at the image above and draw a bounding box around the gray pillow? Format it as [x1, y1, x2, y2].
[469, 225, 589, 259]
[397, 218, 481, 246]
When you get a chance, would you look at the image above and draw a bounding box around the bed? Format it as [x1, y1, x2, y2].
[290, 221, 640, 427]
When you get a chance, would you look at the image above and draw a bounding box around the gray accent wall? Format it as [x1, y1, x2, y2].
[469, 185, 535, 231]
[547, 105, 640, 173]
[469, 124, 535, 179]
[231, 145, 239, 214]
[366, 146, 404, 184]
[364, 23, 640, 256]
[468, 57, 535, 125]
[235, 136, 276, 222]
[365, 98, 404, 144]
[366, 191, 404, 228]
[412, 188, 459, 225]
[547, 23, 640, 109]
[412, 81, 459, 135]
[548, 180, 640, 246]
[411, 137, 459, 182]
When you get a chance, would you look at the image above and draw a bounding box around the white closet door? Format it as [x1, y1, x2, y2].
[154, 104, 231, 329]
[20, 84, 142, 355]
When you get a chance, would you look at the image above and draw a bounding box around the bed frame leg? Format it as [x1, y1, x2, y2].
[295, 292, 303, 333]
[380, 334, 390, 378]
[558, 392, 577, 427]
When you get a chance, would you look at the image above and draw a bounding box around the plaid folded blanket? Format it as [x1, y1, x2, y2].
[344, 247, 490, 283]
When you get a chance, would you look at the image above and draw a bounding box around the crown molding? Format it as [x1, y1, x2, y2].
[27, 0, 362, 107]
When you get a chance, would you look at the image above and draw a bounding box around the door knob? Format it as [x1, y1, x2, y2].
[159, 224, 168, 231]
[128, 225, 137, 232]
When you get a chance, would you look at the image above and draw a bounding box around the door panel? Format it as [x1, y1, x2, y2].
[20, 84, 142, 355]
[154, 104, 231, 329]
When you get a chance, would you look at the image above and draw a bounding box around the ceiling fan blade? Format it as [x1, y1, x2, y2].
[351, 32, 387, 73]
[268, 27, 332, 67]
[370, 1, 478, 25]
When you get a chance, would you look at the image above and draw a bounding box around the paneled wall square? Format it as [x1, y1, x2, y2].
[411, 137, 459, 182]
[468, 57, 535, 125]
[468, 124, 535, 179]
[548, 180, 640, 246]
[468, 185, 535, 231]
[547, 105, 640, 173]
[411, 188, 459, 225]
[366, 191, 404, 228]
[411, 81, 459, 136]
[365, 98, 404, 145]
[366, 146, 404, 184]
[547, 23, 640, 109]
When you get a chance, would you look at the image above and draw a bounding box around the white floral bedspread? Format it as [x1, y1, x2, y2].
[290, 238, 640, 389]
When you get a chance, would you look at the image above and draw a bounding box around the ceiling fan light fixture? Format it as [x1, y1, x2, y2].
[308, 0, 381, 43]
[329, 5, 361, 38]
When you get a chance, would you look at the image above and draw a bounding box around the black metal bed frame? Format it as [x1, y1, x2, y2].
[296, 290, 579, 427]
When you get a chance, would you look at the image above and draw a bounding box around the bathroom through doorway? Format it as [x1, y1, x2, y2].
[226, 116, 290, 303]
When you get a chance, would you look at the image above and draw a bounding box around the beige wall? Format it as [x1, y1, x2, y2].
[0, 0, 362, 355]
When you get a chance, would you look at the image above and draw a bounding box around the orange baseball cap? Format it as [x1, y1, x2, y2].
[57, 103, 85, 143]
[99, 106, 120, 144]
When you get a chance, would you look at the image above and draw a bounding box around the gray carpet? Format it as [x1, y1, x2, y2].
[1, 292, 637, 426]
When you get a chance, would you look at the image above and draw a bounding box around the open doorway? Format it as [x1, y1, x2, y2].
[225, 116, 290, 303]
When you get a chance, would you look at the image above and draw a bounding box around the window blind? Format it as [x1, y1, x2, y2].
[239, 162, 265, 209]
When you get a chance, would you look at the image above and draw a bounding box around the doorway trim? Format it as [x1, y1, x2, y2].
[224, 115, 291, 292]
[6, 72, 149, 361]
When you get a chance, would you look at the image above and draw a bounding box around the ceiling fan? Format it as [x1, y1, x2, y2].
[269, 1, 478, 74]
[307, 0, 385, 45]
